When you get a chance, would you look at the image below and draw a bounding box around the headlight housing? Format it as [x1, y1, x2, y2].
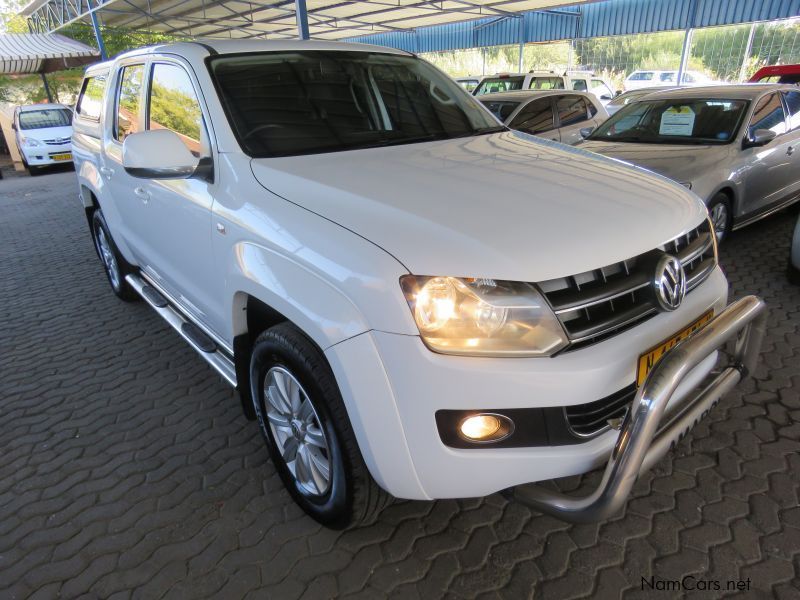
[400, 275, 568, 357]
[22, 137, 42, 147]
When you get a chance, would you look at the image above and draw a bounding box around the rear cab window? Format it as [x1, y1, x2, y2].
[76, 73, 108, 121]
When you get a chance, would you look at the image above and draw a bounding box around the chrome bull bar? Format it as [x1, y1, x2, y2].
[510, 295, 767, 523]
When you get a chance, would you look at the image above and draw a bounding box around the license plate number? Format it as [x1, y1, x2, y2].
[636, 310, 714, 386]
[51, 153, 72, 161]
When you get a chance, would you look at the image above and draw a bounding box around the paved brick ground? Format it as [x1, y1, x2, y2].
[1, 169, 798, 599]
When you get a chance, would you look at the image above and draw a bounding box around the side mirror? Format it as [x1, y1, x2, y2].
[615, 90, 623, 97]
[743, 128, 777, 148]
[600, 94, 612, 101]
[11, 122, 17, 131]
[123, 129, 209, 180]
[579, 126, 594, 139]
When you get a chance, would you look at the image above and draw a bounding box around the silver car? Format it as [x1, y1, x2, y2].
[791, 212, 800, 283]
[479, 90, 608, 145]
[579, 85, 800, 240]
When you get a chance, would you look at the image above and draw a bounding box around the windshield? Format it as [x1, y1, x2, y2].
[479, 100, 521, 121]
[208, 51, 501, 158]
[473, 76, 525, 96]
[589, 98, 748, 144]
[18, 108, 72, 130]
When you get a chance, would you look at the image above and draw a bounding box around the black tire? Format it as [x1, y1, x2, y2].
[250, 323, 391, 528]
[26, 165, 40, 176]
[789, 263, 800, 285]
[707, 193, 732, 243]
[91, 209, 138, 302]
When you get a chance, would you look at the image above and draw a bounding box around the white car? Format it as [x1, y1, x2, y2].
[624, 70, 713, 91]
[13, 103, 74, 174]
[454, 76, 480, 93]
[72, 40, 765, 528]
[479, 90, 608, 145]
[474, 71, 616, 104]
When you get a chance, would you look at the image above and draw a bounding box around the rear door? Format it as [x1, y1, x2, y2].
[507, 97, 558, 141]
[555, 94, 594, 145]
[103, 60, 149, 258]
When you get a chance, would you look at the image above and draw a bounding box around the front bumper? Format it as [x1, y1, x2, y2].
[21, 144, 72, 166]
[326, 267, 735, 502]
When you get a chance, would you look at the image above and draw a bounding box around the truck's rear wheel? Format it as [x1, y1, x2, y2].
[249, 323, 390, 528]
[91, 209, 138, 302]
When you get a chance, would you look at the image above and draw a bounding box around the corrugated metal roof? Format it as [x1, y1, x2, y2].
[0, 33, 99, 74]
[349, 0, 799, 52]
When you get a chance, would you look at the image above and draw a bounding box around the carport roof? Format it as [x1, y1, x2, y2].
[20, 0, 588, 41]
[0, 32, 100, 74]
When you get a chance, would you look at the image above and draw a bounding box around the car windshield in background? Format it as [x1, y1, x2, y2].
[18, 108, 72, 130]
[473, 77, 525, 96]
[208, 51, 501, 158]
[589, 98, 748, 144]
[479, 100, 521, 121]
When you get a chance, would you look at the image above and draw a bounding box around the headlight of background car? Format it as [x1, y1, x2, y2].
[22, 137, 41, 147]
[400, 275, 568, 357]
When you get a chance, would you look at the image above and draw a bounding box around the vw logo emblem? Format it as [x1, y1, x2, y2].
[653, 254, 686, 311]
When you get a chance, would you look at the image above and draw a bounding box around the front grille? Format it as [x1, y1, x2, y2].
[44, 138, 70, 145]
[539, 220, 717, 350]
[565, 384, 636, 436]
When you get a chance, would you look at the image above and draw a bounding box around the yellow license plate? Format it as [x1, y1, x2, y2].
[636, 310, 714, 386]
[51, 153, 72, 161]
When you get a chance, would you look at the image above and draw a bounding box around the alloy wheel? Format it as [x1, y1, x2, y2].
[96, 227, 121, 290]
[263, 366, 332, 496]
[710, 203, 729, 242]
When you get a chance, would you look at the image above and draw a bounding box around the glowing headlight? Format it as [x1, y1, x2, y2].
[22, 137, 42, 147]
[400, 275, 568, 357]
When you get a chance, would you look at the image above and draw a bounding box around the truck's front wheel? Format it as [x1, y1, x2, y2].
[91, 209, 137, 302]
[249, 323, 390, 528]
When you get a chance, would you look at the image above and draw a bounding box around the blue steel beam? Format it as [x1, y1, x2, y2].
[295, 0, 310, 39]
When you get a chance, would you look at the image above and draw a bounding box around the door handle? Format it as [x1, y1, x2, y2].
[99, 166, 114, 179]
[788, 146, 795, 156]
[134, 187, 150, 204]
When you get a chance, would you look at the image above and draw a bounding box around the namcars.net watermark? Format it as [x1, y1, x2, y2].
[642, 575, 752, 592]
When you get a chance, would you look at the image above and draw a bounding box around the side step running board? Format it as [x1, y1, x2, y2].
[126, 274, 237, 387]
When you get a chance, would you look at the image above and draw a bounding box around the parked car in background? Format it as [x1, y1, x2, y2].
[790, 212, 800, 284]
[454, 76, 481, 92]
[12, 103, 74, 175]
[624, 70, 713, 91]
[73, 40, 765, 529]
[749, 64, 800, 84]
[605, 87, 676, 116]
[474, 71, 616, 104]
[479, 90, 608, 144]
[579, 85, 800, 241]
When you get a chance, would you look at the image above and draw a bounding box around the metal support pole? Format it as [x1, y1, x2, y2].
[89, 3, 108, 60]
[677, 27, 694, 85]
[517, 17, 525, 72]
[295, 0, 310, 40]
[482, 47, 487, 76]
[738, 22, 757, 82]
[40, 73, 54, 103]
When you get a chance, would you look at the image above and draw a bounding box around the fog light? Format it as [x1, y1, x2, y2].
[458, 413, 513, 443]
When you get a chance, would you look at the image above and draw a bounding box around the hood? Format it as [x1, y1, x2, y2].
[19, 125, 72, 143]
[577, 140, 727, 186]
[250, 132, 706, 282]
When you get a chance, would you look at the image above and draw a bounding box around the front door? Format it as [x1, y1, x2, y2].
[738, 91, 795, 217]
[134, 59, 223, 337]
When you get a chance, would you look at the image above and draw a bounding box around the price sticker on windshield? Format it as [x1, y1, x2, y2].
[659, 105, 696, 136]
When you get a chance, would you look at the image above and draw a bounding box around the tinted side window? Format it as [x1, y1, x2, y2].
[572, 79, 587, 91]
[116, 65, 144, 143]
[585, 97, 598, 117]
[556, 95, 589, 127]
[509, 97, 554, 134]
[76, 74, 107, 121]
[529, 77, 564, 90]
[148, 63, 205, 156]
[783, 91, 800, 131]
[748, 93, 787, 138]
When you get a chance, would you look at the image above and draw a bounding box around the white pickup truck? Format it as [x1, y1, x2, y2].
[72, 40, 766, 529]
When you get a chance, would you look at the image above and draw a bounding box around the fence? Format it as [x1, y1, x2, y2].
[422, 18, 800, 90]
